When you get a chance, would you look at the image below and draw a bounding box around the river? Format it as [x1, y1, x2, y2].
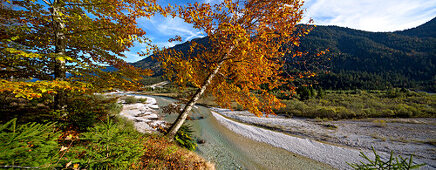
[148, 95, 333, 170]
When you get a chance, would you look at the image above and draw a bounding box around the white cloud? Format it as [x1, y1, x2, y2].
[157, 17, 204, 40]
[153, 41, 178, 49]
[128, 15, 206, 62]
[203, 0, 223, 5]
[303, 0, 436, 32]
[123, 51, 143, 63]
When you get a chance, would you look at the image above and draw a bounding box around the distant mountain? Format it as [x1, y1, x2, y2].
[298, 17, 435, 90]
[134, 17, 436, 91]
[132, 37, 209, 76]
[397, 17, 436, 38]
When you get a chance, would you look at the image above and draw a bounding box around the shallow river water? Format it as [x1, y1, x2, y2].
[147, 95, 333, 170]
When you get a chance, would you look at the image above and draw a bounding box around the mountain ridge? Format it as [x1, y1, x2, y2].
[133, 17, 436, 91]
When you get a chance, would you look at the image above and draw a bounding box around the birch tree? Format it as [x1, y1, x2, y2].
[158, 0, 315, 139]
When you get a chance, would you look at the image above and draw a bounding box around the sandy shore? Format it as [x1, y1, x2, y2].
[211, 107, 434, 169]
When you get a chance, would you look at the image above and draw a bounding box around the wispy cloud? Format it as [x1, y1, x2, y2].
[155, 17, 204, 41]
[124, 0, 436, 63]
[122, 51, 145, 63]
[303, 0, 436, 32]
[203, 0, 223, 5]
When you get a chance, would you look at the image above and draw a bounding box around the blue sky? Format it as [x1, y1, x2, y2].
[124, 0, 436, 62]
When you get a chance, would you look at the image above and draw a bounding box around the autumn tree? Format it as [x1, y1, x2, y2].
[0, 0, 163, 108]
[158, 0, 316, 139]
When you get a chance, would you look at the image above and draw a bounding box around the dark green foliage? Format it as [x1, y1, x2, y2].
[316, 88, 325, 99]
[66, 119, 143, 169]
[174, 124, 197, 151]
[295, 86, 320, 100]
[0, 93, 54, 124]
[348, 147, 426, 169]
[66, 94, 117, 131]
[296, 86, 313, 100]
[298, 19, 436, 91]
[398, 17, 436, 38]
[0, 119, 61, 168]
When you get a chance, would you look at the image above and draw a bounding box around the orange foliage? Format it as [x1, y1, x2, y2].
[158, 0, 314, 117]
[140, 135, 213, 169]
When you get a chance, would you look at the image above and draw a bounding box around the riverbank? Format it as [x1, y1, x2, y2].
[103, 92, 215, 169]
[211, 107, 435, 169]
[150, 95, 333, 170]
[108, 92, 434, 169]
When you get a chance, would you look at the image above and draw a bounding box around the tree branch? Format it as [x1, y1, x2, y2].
[65, 3, 110, 6]
[41, 0, 51, 6]
[65, 26, 122, 36]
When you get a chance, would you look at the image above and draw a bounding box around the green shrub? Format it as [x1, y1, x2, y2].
[0, 119, 61, 168]
[138, 98, 148, 103]
[336, 106, 355, 119]
[124, 96, 138, 104]
[372, 120, 387, 127]
[317, 107, 336, 119]
[393, 104, 413, 118]
[273, 90, 435, 119]
[380, 109, 395, 117]
[174, 124, 197, 151]
[296, 86, 312, 100]
[348, 147, 425, 169]
[66, 95, 114, 131]
[123, 96, 147, 104]
[66, 119, 143, 169]
[107, 102, 123, 116]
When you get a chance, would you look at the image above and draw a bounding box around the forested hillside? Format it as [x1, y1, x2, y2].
[134, 17, 436, 91]
[299, 17, 435, 91]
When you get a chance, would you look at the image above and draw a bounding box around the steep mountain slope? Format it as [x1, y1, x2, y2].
[397, 17, 436, 38]
[299, 18, 435, 90]
[134, 17, 436, 91]
[132, 37, 209, 76]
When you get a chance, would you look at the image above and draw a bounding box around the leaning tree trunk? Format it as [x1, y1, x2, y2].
[52, 1, 67, 110]
[165, 59, 225, 140]
[166, 46, 235, 140]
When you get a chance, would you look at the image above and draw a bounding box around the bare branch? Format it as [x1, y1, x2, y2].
[41, 0, 51, 6]
[65, 3, 110, 6]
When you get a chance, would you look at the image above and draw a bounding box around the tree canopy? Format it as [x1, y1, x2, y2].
[0, 0, 165, 100]
[158, 0, 318, 137]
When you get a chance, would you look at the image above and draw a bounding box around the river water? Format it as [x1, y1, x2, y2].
[148, 95, 333, 170]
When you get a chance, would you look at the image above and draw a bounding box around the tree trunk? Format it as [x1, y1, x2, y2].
[52, 1, 67, 110]
[165, 59, 225, 140]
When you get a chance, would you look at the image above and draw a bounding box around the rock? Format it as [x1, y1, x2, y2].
[143, 114, 158, 119]
[197, 139, 206, 144]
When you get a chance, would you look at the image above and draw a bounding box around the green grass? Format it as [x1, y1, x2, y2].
[140, 83, 436, 120]
[275, 90, 435, 119]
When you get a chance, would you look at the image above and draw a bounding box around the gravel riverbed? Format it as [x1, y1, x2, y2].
[211, 108, 435, 169]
